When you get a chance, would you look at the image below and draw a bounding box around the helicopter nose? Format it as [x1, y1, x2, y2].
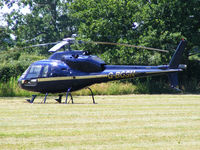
[18, 79, 38, 87]
[17, 79, 27, 88]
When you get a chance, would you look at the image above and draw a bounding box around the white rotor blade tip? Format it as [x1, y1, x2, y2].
[49, 41, 69, 52]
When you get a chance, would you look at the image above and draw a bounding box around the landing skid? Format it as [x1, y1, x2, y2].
[26, 95, 37, 103]
[55, 94, 63, 103]
[25, 87, 96, 104]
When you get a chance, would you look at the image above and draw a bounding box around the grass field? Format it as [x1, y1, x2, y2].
[0, 95, 200, 150]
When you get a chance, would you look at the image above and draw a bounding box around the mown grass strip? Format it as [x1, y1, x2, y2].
[0, 95, 199, 150]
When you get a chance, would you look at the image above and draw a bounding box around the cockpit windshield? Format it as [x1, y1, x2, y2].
[26, 65, 42, 79]
[20, 68, 29, 79]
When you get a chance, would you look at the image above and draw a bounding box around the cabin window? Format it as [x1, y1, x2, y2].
[41, 65, 49, 77]
[26, 65, 42, 79]
[49, 66, 71, 77]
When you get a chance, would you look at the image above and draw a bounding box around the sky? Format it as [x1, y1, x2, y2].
[0, 2, 30, 26]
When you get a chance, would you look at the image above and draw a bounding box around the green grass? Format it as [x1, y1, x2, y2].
[0, 95, 200, 149]
[0, 77, 36, 97]
[0, 77, 137, 96]
[0, 77, 199, 97]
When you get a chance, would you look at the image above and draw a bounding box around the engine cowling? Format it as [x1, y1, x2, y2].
[62, 54, 106, 72]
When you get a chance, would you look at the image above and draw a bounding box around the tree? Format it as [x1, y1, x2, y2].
[0, 26, 13, 51]
[70, 0, 150, 65]
[71, 0, 200, 65]
[70, 0, 200, 92]
[1, 0, 77, 50]
[136, 0, 200, 61]
[136, 0, 200, 86]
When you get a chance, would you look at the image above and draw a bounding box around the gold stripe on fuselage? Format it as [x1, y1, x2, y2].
[38, 74, 108, 82]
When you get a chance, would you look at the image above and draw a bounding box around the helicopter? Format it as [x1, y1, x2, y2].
[18, 38, 187, 104]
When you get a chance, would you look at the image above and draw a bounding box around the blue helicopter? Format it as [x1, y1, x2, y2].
[18, 38, 187, 104]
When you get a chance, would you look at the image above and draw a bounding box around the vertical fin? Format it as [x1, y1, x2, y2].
[169, 40, 187, 69]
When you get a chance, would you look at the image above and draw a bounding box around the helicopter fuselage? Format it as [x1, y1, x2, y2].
[18, 58, 183, 93]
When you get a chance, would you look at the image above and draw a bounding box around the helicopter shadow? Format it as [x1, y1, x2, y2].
[23, 101, 97, 105]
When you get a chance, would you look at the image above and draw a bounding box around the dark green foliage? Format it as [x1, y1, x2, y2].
[133, 77, 180, 94]
[0, 0, 200, 94]
[0, 49, 46, 82]
[70, 0, 145, 64]
[0, 76, 38, 97]
[0, 61, 28, 82]
[71, 0, 200, 93]
[0, 51, 20, 61]
[180, 59, 200, 93]
[0, 27, 14, 51]
[1, 0, 77, 51]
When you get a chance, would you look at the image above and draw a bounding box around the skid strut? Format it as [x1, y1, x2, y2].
[65, 88, 73, 104]
[87, 87, 96, 104]
[68, 93, 74, 104]
[43, 93, 48, 103]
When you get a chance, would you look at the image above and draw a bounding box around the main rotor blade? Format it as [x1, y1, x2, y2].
[23, 42, 59, 49]
[49, 40, 69, 52]
[92, 41, 169, 53]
